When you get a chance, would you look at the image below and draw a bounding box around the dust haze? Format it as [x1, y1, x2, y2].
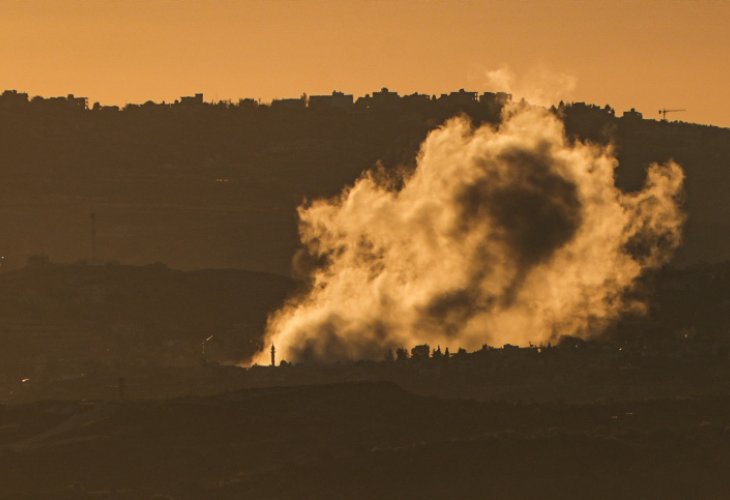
[253, 105, 685, 364]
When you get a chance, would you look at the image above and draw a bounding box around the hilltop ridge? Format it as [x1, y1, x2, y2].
[1, 89, 729, 274]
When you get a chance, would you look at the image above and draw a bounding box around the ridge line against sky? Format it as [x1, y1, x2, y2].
[1, 0, 728, 127]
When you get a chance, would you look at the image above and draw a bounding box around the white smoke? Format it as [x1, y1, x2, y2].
[252, 104, 685, 364]
[481, 65, 577, 106]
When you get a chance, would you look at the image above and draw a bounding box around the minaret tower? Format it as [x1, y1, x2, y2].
[270, 344, 276, 367]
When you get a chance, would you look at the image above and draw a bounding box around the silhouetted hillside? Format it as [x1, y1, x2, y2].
[611, 260, 730, 346]
[561, 102, 730, 266]
[0, 260, 293, 384]
[2, 259, 730, 404]
[1, 90, 728, 275]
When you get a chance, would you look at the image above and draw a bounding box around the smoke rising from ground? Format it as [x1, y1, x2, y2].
[252, 105, 684, 364]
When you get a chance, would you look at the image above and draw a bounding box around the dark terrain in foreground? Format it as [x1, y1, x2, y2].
[0, 260, 729, 499]
[2, 382, 730, 500]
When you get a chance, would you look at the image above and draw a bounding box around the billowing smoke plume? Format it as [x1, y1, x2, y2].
[252, 105, 685, 364]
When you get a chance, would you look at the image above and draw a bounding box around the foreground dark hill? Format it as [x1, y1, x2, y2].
[0, 92, 728, 275]
[2, 382, 729, 499]
[0, 260, 293, 381]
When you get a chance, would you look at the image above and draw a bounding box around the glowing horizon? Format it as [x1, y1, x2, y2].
[1, 0, 728, 127]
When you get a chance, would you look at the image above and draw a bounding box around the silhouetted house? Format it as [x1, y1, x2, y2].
[46, 96, 68, 107]
[0, 90, 29, 108]
[563, 102, 615, 138]
[479, 91, 512, 106]
[141, 100, 165, 110]
[566, 102, 613, 118]
[271, 96, 306, 110]
[29, 94, 87, 110]
[238, 98, 259, 109]
[66, 94, 88, 110]
[622, 108, 643, 120]
[438, 88, 478, 108]
[91, 102, 119, 112]
[179, 93, 204, 106]
[411, 344, 431, 361]
[478, 91, 511, 118]
[357, 87, 401, 111]
[401, 92, 432, 111]
[372, 87, 400, 103]
[308, 91, 354, 110]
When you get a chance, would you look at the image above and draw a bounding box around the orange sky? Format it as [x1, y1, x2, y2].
[1, 0, 728, 127]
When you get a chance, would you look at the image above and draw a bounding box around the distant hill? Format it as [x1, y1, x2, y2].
[0, 91, 728, 275]
[0, 260, 294, 379]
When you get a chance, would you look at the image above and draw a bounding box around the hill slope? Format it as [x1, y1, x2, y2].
[0, 98, 728, 274]
[0, 261, 293, 378]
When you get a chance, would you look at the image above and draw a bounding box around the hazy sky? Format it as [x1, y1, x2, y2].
[2, 0, 728, 126]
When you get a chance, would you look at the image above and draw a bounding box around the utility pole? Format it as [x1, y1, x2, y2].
[271, 344, 276, 367]
[90, 211, 97, 263]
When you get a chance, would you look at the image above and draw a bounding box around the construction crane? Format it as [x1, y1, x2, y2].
[658, 108, 686, 121]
